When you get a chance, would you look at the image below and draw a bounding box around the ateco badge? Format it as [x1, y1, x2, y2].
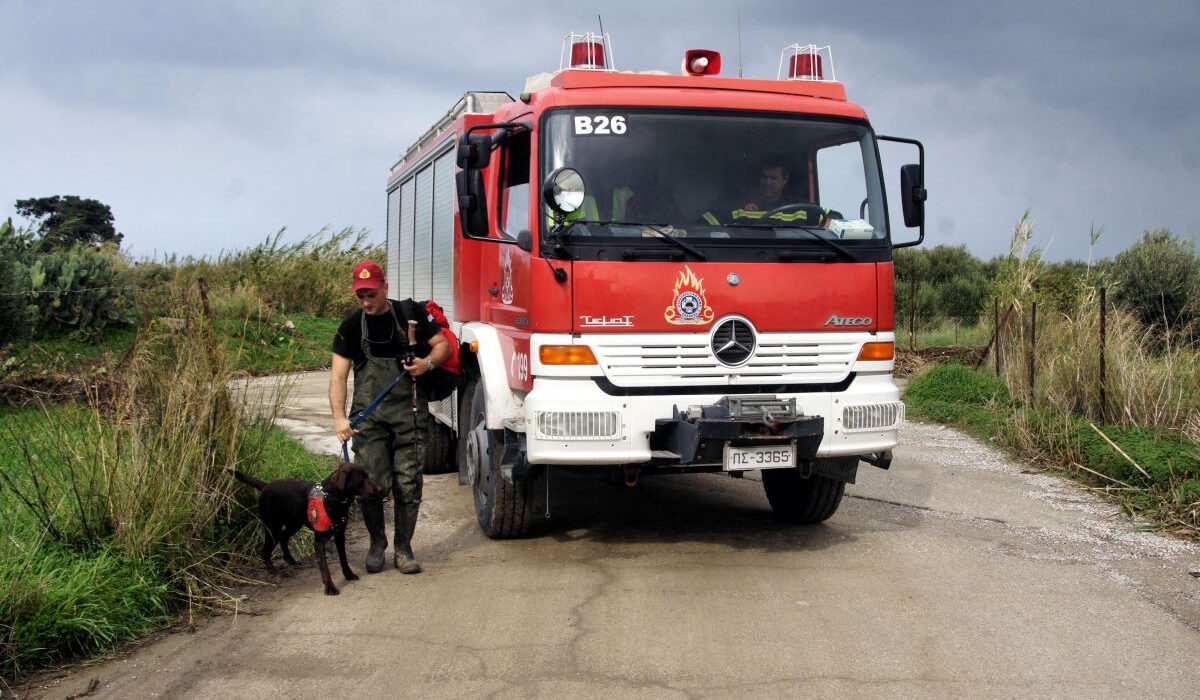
[823, 314, 873, 327]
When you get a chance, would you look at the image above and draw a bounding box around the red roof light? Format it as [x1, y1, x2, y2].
[570, 41, 607, 69]
[789, 54, 822, 80]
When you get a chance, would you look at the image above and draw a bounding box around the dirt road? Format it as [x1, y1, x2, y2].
[21, 372, 1200, 699]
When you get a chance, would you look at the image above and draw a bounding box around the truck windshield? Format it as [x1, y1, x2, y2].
[541, 109, 889, 262]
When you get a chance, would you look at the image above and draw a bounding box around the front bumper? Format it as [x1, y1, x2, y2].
[649, 396, 823, 465]
[521, 372, 902, 466]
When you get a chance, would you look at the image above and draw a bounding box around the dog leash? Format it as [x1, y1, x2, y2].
[341, 372, 410, 462]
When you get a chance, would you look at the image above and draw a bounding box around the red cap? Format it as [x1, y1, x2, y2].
[351, 261, 385, 291]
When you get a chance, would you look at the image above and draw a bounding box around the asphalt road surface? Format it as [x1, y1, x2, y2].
[19, 372, 1200, 699]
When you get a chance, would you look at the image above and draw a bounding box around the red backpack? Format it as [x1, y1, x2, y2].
[400, 298, 462, 401]
[423, 300, 461, 375]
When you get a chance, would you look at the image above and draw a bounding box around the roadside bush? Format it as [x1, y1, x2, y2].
[0, 218, 34, 343]
[903, 363, 1009, 433]
[896, 244, 992, 327]
[173, 227, 383, 318]
[0, 296, 331, 678]
[27, 244, 133, 335]
[0, 257, 31, 343]
[906, 363, 1200, 533]
[1110, 228, 1200, 339]
[0, 547, 169, 673]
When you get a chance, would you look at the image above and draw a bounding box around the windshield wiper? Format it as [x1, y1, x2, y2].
[563, 219, 706, 261]
[717, 223, 856, 262]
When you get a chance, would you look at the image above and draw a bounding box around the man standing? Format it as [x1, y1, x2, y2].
[329, 261, 450, 574]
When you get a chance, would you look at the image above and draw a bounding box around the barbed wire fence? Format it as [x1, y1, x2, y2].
[0, 285, 139, 297]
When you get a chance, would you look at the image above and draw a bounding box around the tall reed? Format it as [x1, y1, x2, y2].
[0, 294, 325, 675]
[991, 214, 1200, 436]
[167, 227, 383, 318]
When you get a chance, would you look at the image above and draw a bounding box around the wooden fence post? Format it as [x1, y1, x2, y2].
[909, 270, 917, 352]
[198, 277, 213, 321]
[1099, 287, 1107, 421]
[1028, 301, 1037, 402]
[994, 297, 1001, 375]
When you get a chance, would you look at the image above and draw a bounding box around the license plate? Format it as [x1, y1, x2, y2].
[723, 443, 795, 471]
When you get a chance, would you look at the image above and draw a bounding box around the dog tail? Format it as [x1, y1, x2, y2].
[230, 469, 268, 491]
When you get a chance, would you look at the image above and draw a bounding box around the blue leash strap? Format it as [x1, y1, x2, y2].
[341, 372, 408, 462]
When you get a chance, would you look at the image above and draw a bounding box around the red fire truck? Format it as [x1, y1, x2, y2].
[386, 34, 926, 538]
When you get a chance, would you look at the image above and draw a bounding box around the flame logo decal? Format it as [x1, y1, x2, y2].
[664, 266, 715, 325]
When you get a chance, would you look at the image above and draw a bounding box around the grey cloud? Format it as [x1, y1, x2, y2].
[2, 0, 1197, 259]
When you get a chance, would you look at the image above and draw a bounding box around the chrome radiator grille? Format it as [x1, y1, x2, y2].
[587, 332, 860, 387]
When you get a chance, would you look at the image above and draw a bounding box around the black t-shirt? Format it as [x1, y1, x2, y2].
[331, 299, 442, 368]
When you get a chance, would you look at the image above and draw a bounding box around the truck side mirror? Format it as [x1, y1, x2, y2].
[900, 163, 926, 228]
[457, 133, 492, 169]
[456, 169, 488, 236]
[877, 135, 925, 249]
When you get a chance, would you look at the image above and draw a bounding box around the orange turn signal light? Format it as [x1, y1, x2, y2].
[857, 342, 894, 361]
[539, 345, 598, 365]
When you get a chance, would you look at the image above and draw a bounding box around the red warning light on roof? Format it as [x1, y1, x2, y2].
[683, 49, 721, 76]
[570, 41, 607, 69]
[789, 54, 822, 80]
[778, 44, 836, 82]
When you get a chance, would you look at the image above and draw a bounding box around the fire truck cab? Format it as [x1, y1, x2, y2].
[386, 36, 926, 538]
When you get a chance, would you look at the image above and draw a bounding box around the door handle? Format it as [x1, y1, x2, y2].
[488, 286, 499, 296]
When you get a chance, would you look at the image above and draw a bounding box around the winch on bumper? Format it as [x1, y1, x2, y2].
[649, 396, 823, 467]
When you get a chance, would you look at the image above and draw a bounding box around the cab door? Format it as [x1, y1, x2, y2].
[484, 128, 534, 392]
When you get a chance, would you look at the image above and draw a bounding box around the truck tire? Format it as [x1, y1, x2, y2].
[424, 420, 455, 474]
[761, 458, 850, 523]
[460, 377, 535, 538]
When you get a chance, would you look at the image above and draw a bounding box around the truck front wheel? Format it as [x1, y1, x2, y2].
[761, 458, 851, 523]
[461, 377, 535, 538]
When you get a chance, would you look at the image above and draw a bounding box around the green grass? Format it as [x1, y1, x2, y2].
[1, 314, 338, 404]
[1, 548, 170, 671]
[905, 363, 1200, 533]
[0, 228, 373, 679]
[901, 362, 1009, 435]
[899, 321, 991, 349]
[0, 395, 334, 678]
[216, 313, 339, 374]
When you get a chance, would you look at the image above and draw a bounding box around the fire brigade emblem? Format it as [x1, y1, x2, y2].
[664, 266, 715, 325]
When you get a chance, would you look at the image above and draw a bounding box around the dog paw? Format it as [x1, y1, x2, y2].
[344, 571, 359, 581]
[325, 586, 340, 596]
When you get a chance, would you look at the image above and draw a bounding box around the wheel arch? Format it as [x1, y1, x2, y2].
[457, 322, 525, 431]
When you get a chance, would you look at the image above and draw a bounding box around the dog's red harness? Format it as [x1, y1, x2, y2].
[307, 485, 334, 532]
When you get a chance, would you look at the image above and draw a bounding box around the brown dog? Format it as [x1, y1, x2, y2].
[233, 463, 381, 595]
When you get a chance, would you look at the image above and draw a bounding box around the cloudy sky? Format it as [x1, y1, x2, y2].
[2, 0, 1197, 261]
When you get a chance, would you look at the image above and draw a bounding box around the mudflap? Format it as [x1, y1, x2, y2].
[499, 429, 543, 484]
[649, 395, 823, 466]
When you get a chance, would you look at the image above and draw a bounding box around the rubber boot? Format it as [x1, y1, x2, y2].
[393, 500, 422, 574]
[360, 498, 388, 574]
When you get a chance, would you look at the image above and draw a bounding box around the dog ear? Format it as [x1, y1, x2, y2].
[327, 463, 352, 492]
